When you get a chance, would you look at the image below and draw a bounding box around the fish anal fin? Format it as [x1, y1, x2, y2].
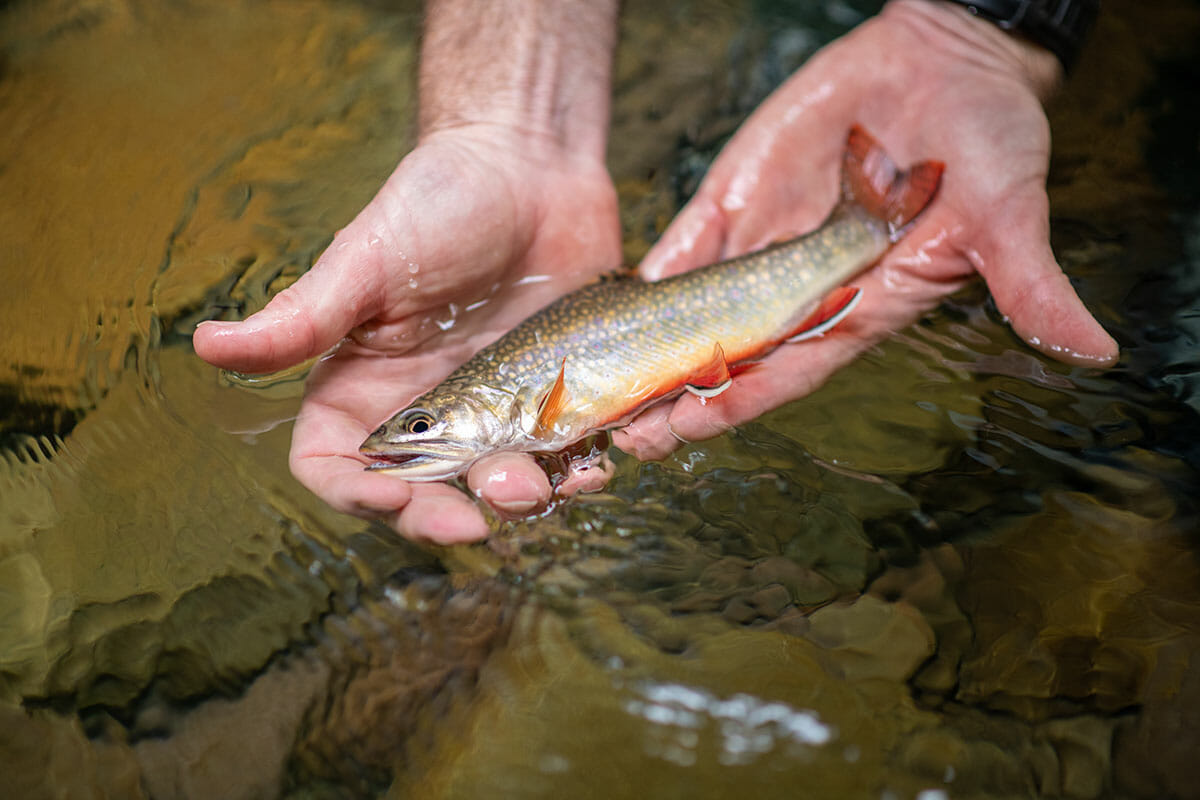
[535, 358, 569, 435]
[730, 361, 761, 378]
[685, 342, 733, 399]
[787, 286, 862, 343]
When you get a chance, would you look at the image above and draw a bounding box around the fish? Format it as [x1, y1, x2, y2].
[360, 126, 944, 481]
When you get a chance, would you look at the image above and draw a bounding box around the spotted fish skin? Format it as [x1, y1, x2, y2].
[453, 206, 886, 433]
[361, 127, 944, 480]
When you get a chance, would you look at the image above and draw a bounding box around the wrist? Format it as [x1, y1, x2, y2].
[417, 0, 618, 166]
[932, 0, 1098, 71]
[884, 0, 1063, 100]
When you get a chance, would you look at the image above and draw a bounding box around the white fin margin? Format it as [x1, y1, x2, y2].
[786, 289, 863, 343]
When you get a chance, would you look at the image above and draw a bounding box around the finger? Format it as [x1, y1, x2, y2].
[974, 197, 1119, 367]
[287, 373, 417, 517]
[291, 383, 494, 543]
[467, 452, 553, 515]
[311, 465, 417, 518]
[290, 386, 493, 543]
[192, 213, 395, 374]
[555, 452, 615, 495]
[289, 414, 415, 519]
[611, 403, 679, 461]
[392, 483, 491, 544]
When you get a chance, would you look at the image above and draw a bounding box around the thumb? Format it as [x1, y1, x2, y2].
[193, 208, 395, 374]
[975, 199, 1118, 368]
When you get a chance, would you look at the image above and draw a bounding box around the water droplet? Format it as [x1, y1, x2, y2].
[512, 274, 553, 287]
[407, 262, 420, 274]
[435, 302, 460, 332]
[408, 277, 419, 289]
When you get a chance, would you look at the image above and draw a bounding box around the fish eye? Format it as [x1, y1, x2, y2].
[406, 412, 435, 434]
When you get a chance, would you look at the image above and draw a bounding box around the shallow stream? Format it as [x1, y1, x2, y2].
[2, 0, 1198, 797]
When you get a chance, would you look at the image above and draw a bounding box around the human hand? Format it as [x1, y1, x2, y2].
[614, 0, 1118, 460]
[194, 128, 621, 542]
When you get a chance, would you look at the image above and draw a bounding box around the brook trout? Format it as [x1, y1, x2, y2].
[361, 126, 943, 480]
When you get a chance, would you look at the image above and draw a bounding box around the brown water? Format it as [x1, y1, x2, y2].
[2, 0, 1199, 797]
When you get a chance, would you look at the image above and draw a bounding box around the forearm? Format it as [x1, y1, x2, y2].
[418, 0, 619, 162]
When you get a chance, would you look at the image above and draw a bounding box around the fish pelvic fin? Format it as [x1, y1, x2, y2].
[535, 357, 569, 435]
[786, 286, 862, 342]
[685, 342, 734, 399]
[843, 125, 944, 242]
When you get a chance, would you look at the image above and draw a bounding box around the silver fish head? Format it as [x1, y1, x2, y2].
[359, 390, 515, 481]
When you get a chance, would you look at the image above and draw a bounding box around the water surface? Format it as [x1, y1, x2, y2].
[2, 0, 1199, 798]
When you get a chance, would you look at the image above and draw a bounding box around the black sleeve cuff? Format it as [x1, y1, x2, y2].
[938, 0, 1100, 71]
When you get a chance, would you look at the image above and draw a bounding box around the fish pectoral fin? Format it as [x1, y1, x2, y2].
[535, 358, 569, 435]
[685, 342, 734, 399]
[786, 286, 862, 343]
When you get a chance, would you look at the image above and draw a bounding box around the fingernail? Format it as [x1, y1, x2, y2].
[480, 468, 549, 514]
[196, 320, 238, 331]
[487, 474, 544, 514]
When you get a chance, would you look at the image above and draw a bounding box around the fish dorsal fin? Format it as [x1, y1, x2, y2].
[685, 342, 733, 399]
[786, 286, 862, 343]
[535, 358, 569, 435]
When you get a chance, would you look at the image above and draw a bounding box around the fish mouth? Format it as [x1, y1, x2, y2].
[365, 452, 424, 470]
[361, 444, 477, 482]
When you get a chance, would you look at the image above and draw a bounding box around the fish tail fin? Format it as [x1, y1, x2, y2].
[842, 125, 944, 242]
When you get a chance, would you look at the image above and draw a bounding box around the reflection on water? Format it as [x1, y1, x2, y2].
[2, 0, 1199, 798]
[623, 681, 836, 766]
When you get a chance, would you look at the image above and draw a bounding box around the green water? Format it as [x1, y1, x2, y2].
[1, 0, 1198, 797]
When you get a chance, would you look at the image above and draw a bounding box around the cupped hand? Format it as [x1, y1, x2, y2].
[614, 0, 1118, 461]
[194, 127, 621, 542]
